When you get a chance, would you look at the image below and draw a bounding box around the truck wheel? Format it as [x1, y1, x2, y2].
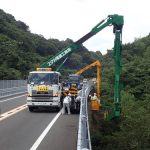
[28, 106, 34, 112]
[60, 96, 64, 107]
[56, 107, 61, 112]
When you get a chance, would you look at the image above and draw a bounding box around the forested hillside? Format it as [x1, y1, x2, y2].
[0, 9, 102, 79]
[91, 35, 150, 149]
[0, 9, 150, 149]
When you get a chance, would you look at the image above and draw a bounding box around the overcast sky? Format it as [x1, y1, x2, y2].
[0, 0, 150, 54]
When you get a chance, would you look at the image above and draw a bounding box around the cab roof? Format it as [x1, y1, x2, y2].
[29, 71, 61, 75]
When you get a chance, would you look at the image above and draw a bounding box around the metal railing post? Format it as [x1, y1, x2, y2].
[77, 80, 93, 150]
[0, 80, 27, 98]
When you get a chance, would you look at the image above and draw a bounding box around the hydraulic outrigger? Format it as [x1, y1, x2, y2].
[40, 14, 124, 118]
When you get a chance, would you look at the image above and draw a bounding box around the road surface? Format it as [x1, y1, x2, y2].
[0, 95, 79, 150]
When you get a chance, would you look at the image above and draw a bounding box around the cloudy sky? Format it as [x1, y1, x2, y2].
[0, 0, 150, 54]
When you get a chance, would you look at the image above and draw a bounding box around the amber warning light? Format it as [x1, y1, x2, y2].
[36, 68, 52, 71]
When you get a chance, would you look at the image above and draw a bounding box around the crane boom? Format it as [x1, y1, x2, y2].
[40, 14, 123, 69]
[39, 14, 124, 118]
[75, 60, 101, 98]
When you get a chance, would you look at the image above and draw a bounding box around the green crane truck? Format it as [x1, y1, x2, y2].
[27, 14, 124, 118]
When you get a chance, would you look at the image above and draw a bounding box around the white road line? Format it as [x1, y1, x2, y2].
[0, 94, 26, 103]
[0, 104, 27, 121]
[30, 110, 62, 150]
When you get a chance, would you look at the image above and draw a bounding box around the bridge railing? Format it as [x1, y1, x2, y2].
[77, 80, 94, 150]
[0, 80, 27, 98]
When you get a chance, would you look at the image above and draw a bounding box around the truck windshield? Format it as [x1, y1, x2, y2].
[69, 76, 79, 83]
[28, 73, 58, 85]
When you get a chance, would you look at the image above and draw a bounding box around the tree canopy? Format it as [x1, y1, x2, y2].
[0, 9, 150, 149]
[91, 34, 150, 150]
[0, 9, 102, 79]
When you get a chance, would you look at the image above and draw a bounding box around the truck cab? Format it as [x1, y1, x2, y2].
[27, 68, 62, 112]
[68, 74, 81, 90]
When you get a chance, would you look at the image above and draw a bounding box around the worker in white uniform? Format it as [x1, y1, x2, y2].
[75, 95, 81, 110]
[91, 93, 100, 104]
[62, 93, 72, 115]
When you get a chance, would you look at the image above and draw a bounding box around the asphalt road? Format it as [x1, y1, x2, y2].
[0, 95, 79, 150]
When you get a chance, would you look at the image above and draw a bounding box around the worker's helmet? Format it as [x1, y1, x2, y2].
[68, 93, 71, 96]
[72, 84, 76, 87]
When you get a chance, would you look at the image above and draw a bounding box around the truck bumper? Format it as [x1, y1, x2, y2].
[27, 96, 60, 107]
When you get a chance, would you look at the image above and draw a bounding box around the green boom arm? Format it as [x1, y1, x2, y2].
[40, 14, 123, 68]
[40, 14, 124, 118]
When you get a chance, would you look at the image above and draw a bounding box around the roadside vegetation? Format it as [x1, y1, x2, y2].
[90, 34, 150, 150]
[0, 9, 102, 79]
[0, 9, 150, 149]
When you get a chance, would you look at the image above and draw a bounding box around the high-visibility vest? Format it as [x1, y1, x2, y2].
[90, 96, 100, 111]
[62, 91, 68, 96]
[69, 87, 78, 96]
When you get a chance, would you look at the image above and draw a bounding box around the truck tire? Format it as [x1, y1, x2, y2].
[56, 107, 61, 112]
[28, 106, 34, 112]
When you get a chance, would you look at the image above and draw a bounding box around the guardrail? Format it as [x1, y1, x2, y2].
[0, 80, 27, 98]
[77, 80, 94, 150]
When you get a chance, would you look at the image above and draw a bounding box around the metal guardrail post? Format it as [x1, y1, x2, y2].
[81, 80, 87, 148]
[0, 80, 27, 116]
[0, 80, 27, 98]
[77, 80, 93, 150]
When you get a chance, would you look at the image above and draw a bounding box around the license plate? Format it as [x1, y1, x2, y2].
[33, 102, 51, 106]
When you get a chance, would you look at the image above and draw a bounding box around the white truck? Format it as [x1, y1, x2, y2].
[27, 68, 62, 112]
